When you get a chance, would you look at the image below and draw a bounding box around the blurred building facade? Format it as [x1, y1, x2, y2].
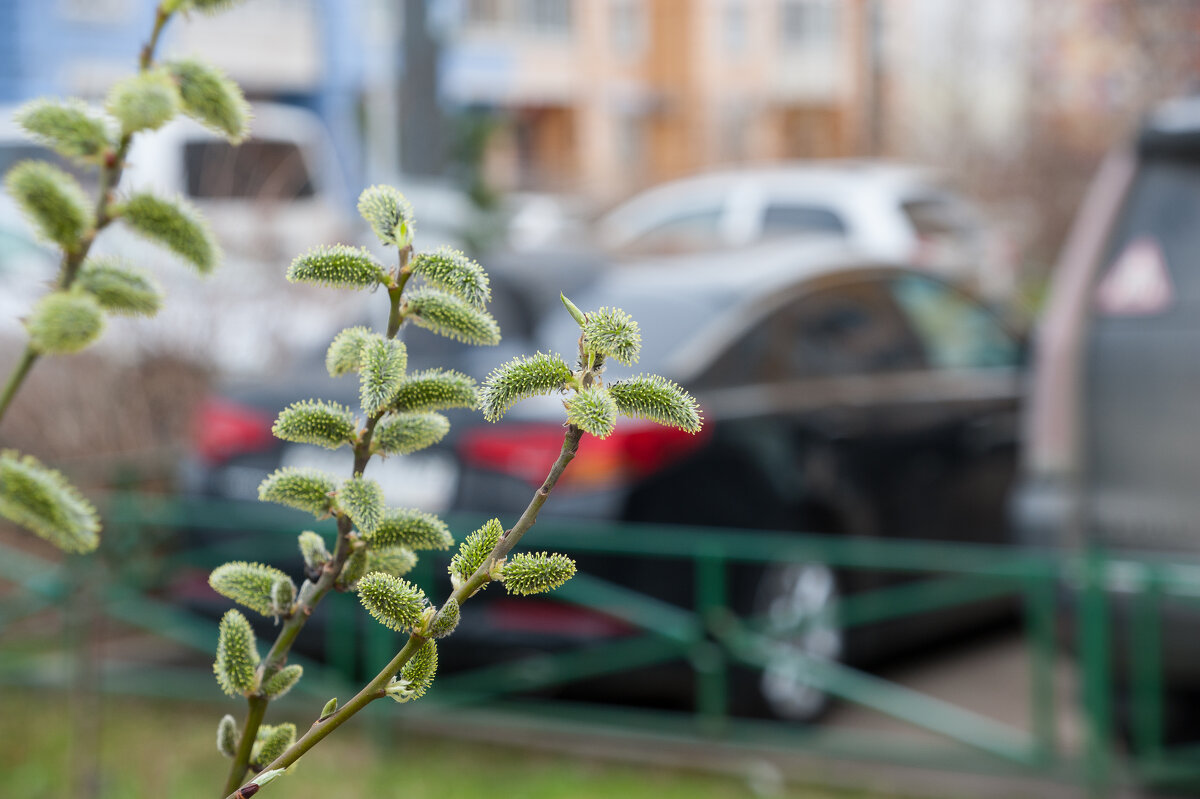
[441, 0, 876, 201]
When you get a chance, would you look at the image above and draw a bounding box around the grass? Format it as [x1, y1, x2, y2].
[0, 689, 895, 799]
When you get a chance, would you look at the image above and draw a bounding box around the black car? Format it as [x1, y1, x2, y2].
[452, 240, 1025, 720]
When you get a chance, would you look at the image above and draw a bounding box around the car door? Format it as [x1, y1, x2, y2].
[687, 269, 1020, 547]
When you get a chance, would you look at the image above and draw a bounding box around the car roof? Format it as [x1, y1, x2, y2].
[536, 239, 913, 382]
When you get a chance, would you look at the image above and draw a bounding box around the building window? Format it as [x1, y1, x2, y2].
[779, 0, 837, 49]
[611, 0, 647, 57]
[521, 0, 572, 35]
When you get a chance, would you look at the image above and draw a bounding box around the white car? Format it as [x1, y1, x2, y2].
[595, 162, 1007, 298]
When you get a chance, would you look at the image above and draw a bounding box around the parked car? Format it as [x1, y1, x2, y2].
[453, 239, 1024, 720]
[592, 162, 1009, 298]
[1013, 94, 1200, 739]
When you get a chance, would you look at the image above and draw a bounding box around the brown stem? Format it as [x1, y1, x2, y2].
[223, 426, 585, 798]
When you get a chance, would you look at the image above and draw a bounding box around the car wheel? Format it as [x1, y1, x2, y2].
[748, 561, 844, 723]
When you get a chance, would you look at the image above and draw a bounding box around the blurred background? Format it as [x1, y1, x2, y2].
[5, 1, 1200, 797]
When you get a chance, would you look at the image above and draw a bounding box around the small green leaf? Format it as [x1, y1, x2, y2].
[271, 400, 356, 450]
[500, 552, 577, 596]
[357, 184, 414, 248]
[26, 291, 105, 354]
[338, 476, 384, 535]
[357, 572, 428, 632]
[479, 351, 573, 422]
[359, 337, 408, 415]
[372, 412, 450, 456]
[427, 598, 459, 639]
[560, 293, 586, 326]
[106, 68, 180, 135]
[209, 561, 295, 617]
[565, 386, 618, 438]
[217, 714, 238, 758]
[399, 639, 437, 699]
[252, 723, 295, 769]
[287, 244, 385, 290]
[214, 609, 259, 697]
[119, 192, 219, 274]
[367, 508, 452, 551]
[325, 326, 372, 377]
[0, 449, 99, 553]
[320, 697, 338, 717]
[298, 530, 331, 570]
[166, 58, 250, 142]
[262, 664, 303, 700]
[76, 258, 162, 316]
[448, 518, 503, 589]
[15, 99, 110, 161]
[366, 546, 417, 578]
[5, 160, 90, 249]
[390, 368, 478, 413]
[409, 247, 490, 307]
[257, 468, 337, 517]
[405, 287, 500, 346]
[581, 307, 641, 366]
[608, 374, 703, 433]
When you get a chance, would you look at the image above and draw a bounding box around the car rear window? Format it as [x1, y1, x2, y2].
[185, 140, 315, 200]
[760, 204, 846, 240]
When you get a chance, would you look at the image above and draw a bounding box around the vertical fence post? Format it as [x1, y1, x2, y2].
[1129, 564, 1163, 768]
[1079, 547, 1114, 796]
[694, 545, 728, 734]
[1025, 562, 1058, 768]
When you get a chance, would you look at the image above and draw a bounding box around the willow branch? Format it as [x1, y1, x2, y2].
[0, 2, 171, 429]
[223, 271, 410, 792]
[224, 425, 584, 798]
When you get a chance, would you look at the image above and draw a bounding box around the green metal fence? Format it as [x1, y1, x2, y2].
[3, 492, 1200, 795]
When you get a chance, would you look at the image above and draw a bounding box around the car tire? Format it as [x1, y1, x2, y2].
[735, 560, 844, 723]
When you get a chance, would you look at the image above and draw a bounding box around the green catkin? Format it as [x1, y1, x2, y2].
[119, 193, 219, 274]
[287, 244, 385, 289]
[5, 160, 90, 249]
[357, 184, 414, 248]
[0, 449, 99, 553]
[271, 400, 357, 449]
[357, 573, 428, 632]
[76, 258, 162, 316]
[564, 386, 618, 438]
[608, 374, 703, 433]
[25, 292, 105, 354]
[479, 351, 573, 422]
[257, 468, 337, 517]
[409, 247, 490, 307]
[208, 561, 295, 617]
[500, 552, 577, 596]
[213, 609, 259, 696]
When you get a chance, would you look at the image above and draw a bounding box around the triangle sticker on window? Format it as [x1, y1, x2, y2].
[1095, 237, 1174, 317]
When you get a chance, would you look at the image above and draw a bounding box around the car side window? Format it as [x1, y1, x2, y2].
[759, 204, 847, 241]
[780, 281, 924, 377]
[699, 279, 924, 387]
[185, 140, 316, 200]
[889, 274, 1017, 369]
[620, 206, 725, 255]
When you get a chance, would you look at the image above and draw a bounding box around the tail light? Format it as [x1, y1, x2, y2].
[458, 420, 710, 490]
[192, 397, 276, 464]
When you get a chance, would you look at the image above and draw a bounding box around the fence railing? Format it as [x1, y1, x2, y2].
[3, 493, 1200, 796]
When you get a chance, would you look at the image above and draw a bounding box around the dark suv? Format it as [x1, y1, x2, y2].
[1014, 95, 1200, 728]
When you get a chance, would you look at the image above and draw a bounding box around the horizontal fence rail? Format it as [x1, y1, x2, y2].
[3, 493, 1200, 795]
